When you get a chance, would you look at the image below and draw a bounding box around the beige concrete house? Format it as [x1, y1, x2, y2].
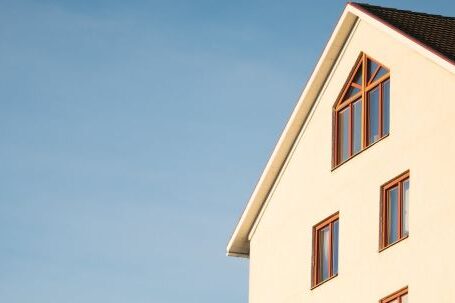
[227, 3, 455, 302]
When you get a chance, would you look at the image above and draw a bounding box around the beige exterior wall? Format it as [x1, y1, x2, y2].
[248, 19, 455, 303]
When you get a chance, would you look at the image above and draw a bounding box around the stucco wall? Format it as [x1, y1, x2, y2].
[248, 19, 455, 303]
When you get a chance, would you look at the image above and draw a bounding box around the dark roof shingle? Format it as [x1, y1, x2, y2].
[352, 2, 455, 63]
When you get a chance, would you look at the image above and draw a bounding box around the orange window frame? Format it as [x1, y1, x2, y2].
[380, 287, 408, 303]
[311, 212, 339, 288]
[333, 53, 390, 168]
[379, 171, 410, 250]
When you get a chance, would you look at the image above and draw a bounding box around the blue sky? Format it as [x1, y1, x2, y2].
[0, 1, 453, 302]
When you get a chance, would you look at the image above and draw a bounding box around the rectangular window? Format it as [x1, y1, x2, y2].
[380, 171, 410, 250]
[312, 213, 339, 287]
[380, 287, 408, 303]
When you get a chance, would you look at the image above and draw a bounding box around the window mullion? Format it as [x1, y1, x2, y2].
[362, 54, 368, 148]
[313, 229, 318, 285]
[399, 182, 403, 239]
[381, 190, 386, 248]
[384, 190, 388, 247]
[349, 104, 353, 157]
[328, 223, 333, 277]
[379, 82, 383, 137]
[366, 74, 390, 91]
[334, 112, 339, 165]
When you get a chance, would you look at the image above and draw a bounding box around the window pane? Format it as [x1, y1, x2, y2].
[367, 59, 378, 82]
[344, 85, 360, 99]
[382, 80, 390, 135]
[318, 226, 330, 282]
[401, 294, 408, 303]
[353, 68, 362, 85]
[332, 220, 339, 275]
[368, 87, 380, 144]
[402, 179, 410, 236]
[338, 108, 350, 162]
[352, 99, 362, 154]
[387, 186, 399, 244]
[372, 67, 388, 82]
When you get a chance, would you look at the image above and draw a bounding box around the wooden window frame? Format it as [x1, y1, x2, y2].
[379, 171, 410, 251]
[380, 286, 408, 303]
[332, 53, 390, 168]
[311, 212, 339, 288]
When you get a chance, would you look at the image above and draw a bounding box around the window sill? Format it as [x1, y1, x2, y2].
[332, 134, 389, 171]
[379, 235, 409, 253]
[310, 274, 338, 290]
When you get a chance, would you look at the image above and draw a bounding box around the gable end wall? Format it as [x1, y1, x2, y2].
[249, 19, 455, 303]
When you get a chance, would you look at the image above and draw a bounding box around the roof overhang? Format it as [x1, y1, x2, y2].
[227, 2, 455, 258]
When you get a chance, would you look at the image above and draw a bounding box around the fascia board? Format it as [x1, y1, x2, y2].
[226, 6, 358, 257]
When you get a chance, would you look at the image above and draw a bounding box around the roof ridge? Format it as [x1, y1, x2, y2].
[350, 2, 455, 20]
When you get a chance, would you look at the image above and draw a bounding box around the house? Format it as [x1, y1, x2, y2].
[227, 2, 455, 302]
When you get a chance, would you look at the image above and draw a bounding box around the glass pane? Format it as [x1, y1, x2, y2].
[401, 294, 408, 303]
[332, 220, 339, 276]
[352, 99, 362, 154]
[387, 186, 399, 245]
[382, 80, 390, 136]
[367, 59, 378, 82]
[368, 87, 380, 144]
[353, 67, 362, 85]
[402, 179, 410, 236]
[338, 108, 350, 162]
[344, 85, 360, 99]
[373, 67, 388, 82]
[318, 226, 330, 282]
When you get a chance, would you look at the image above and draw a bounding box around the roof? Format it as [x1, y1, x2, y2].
[352, 3, 455, 64]
[227, 3, 455, 258]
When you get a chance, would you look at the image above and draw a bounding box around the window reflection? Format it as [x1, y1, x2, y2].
[402, 180, 410, 236]
[338, 108, 350, 162]
[401, 294, 408, 303]
[332, 220, 339, 275]
[318, 227, 330, 282]
[387, 186, 399, 244]
[352, 100, 362, 154]
[382, 80, 390, 135]
[368, 60, 378, 79]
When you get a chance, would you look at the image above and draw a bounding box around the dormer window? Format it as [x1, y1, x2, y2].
[333, 53, 390, 167]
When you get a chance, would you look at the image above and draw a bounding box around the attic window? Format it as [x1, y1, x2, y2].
[333, 53, 390, 167]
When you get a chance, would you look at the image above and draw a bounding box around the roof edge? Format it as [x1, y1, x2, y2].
[226, 251, 250, 258]
[226, 4, 358, 256]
